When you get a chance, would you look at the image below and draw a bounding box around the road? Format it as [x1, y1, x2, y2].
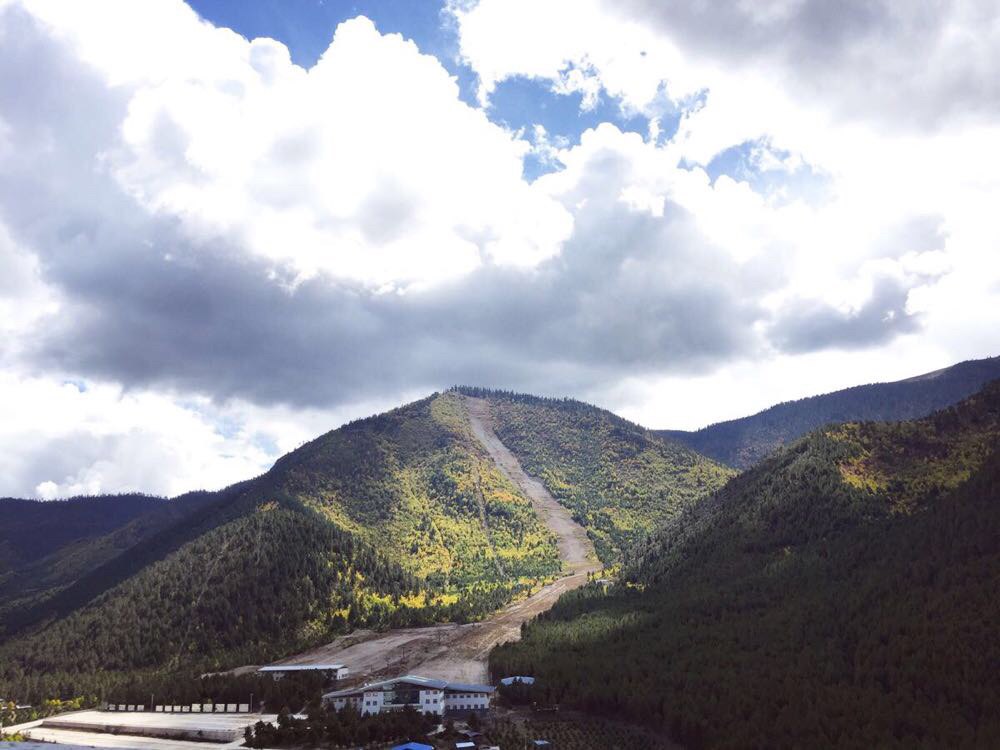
[267, 396, 600, 685]
[464, 396, 595, 572]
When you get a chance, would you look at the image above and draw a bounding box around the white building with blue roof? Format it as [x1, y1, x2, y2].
[322, 674, 494, 716]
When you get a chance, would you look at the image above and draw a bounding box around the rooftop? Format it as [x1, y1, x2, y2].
[499, 675, 535, 685]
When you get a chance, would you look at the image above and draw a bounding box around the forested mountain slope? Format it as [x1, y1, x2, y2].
[0, 494, 165, 571]
[491, 382, 1000, 749]
[457, 388, 735, 562]
[0, 392, 564, 701]
[262, 392, 560, 590]
[0, 491, 219, 632]
[659, 354, 1000, 468]
[1, 388, 731, 704]
[1, 504, 426, 700]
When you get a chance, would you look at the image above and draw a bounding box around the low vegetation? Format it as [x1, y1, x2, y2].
[487, 715, 676, 749]
[1, 695, 93, 731]
[244, 703, 435, 748]
[103, 670, 325, 714]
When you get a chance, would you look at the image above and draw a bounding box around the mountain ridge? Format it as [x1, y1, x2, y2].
[658, 354, 1000, 468]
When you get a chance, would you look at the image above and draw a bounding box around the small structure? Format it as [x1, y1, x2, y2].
[532, 741, 552, 748]
[258, 663, 349, 683]
[390, 743, 434, 750]
[324, 674, 494, 716]
[455, 742, 476, 749]
[499, 676, 535, 686]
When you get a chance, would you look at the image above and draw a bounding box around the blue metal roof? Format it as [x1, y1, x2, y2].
[500, 675, 535, 685]
[390, 743, 434, 750]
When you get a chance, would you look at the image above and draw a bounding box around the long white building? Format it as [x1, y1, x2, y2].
[322, 675, 494, 716]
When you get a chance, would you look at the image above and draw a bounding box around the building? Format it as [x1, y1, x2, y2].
[323, 675, 494, 716]
[258, 663, 349, 684]
[499, 676, 535, 686]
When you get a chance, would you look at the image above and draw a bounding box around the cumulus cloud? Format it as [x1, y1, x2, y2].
[609, 0, 1000, 130]
[0, 0, 997, 496]
[15, 122, 769, 407]
[0, 375, 271, 499]
[65, 5, 570, 287]
[453, 0, 1000, 132]
[769, 276, 922, 353]
[0, 7, 769, 408]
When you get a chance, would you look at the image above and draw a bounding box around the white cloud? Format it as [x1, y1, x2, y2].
[0, 369, 427, 500]
[451, 0, 695, 114]
[0, 374, 269, 498]
[0, 223, 58, 350]
[0, 0, 998, 498]
[23, 3, 573, 289]
[452, 0, 1000, 346]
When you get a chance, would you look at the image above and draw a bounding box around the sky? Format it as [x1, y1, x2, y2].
[1, 0, 999, 499]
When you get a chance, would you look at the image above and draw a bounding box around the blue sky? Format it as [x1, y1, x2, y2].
[189, 0, 452, 69]
[187, 0, 653, 179]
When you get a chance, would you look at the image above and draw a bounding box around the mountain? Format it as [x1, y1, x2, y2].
[658, 355, 1000, 468]
[0, 491, 221, 630]
[0, 393, 558, 696]
[459, 388, 735, 562]
[491, 382, 1000, 748]
[0, 389, 727, 704]
[0, 494, 165, 571]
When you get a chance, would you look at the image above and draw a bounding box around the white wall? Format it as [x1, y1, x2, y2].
[443, 692, 491, 712]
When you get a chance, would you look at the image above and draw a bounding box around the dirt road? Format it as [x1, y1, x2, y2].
[265, 397, 599, 685]
[464, 396, 595, 572]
